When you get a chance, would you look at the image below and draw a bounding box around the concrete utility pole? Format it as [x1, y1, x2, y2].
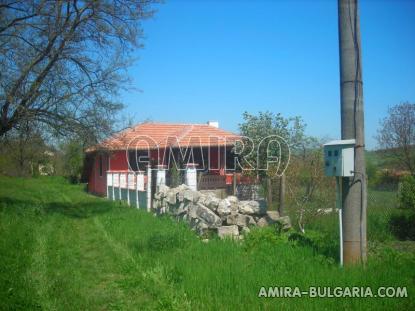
[338, 0, 367, 264]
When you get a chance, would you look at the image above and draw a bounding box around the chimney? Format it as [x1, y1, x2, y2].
[207, 120, 219, 128]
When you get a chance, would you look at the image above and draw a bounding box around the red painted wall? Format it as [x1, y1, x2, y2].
[209, 147, 221, 174]
[109, 150, 129, 171]
[88, 150, 131, 195]
[88, 153, 110, 195]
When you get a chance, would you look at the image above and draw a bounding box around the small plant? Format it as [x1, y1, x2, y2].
[244, 225, 290, 251]
[147, 232, 182, 252]
[168, 164, 182, 188]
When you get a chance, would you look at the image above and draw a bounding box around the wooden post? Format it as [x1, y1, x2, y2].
[267, 177, 272, 209]
[278, 174, 286, 216]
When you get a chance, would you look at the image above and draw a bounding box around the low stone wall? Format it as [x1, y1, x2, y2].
[153, 184, 291, 239]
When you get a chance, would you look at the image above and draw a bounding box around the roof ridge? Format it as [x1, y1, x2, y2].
[142, 121, 211, 126]
[86, 121, 241, 153]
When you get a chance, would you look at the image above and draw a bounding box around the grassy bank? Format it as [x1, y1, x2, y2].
[0, 176, 414, 310]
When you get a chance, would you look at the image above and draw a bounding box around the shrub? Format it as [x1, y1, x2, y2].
[289, 230, 338, 261]
[389, 213, 415, 240]
[398, 175, 415, 210]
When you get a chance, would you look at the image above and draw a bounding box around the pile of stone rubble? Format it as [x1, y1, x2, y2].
[153, 184, 291, 239]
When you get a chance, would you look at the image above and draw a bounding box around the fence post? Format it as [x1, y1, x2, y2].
[147, 165, 152, 212]
[156, 164, 166, 190]
[112, 173, 115, 201]
[106, 172, 110, 199]
[126, 172, 130, 206]
[267, 177, 272, 209]
[118, 173, 122, 201]
[135, 173, 139, 209]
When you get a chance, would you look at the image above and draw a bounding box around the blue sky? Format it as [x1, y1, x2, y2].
[120, 0, 415, 150]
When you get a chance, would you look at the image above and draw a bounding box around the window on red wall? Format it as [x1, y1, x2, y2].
[99, 155, 103, 177]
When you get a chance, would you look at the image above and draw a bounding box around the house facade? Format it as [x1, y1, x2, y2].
[85, 121, 241, 196]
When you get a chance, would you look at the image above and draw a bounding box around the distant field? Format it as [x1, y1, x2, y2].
[0, 176, 414, 310]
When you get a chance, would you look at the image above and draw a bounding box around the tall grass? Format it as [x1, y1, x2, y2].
[0, 176, 414, 310]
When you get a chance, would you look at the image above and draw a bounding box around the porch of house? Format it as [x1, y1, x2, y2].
[105, 166, 261, 210]
[125, 145, 260, 199]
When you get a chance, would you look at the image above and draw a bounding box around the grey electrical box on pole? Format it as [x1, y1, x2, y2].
[338, 0, 367, 265]
[324, 140, 355, 177]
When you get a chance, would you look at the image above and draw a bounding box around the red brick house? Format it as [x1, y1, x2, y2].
[85, 121, 241, 195]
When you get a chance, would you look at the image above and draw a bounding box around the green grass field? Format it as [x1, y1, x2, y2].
[1, 176, 414, 310]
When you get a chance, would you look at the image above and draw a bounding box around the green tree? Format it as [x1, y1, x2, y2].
[0, 121, 52, 176]
[0, 0, 158, 140]
[377, 102, 415, 175]
[238, 111, 306, 210]
[238, 111, 306, 178]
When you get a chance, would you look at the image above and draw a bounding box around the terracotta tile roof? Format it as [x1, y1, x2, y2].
[86, 122, 240, 152]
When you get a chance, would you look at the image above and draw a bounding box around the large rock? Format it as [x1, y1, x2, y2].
[257, 213, 291, 230]
[176, 184, 191, 202]
[197, 203, 222, 228]
[188, 203, 222, 228]
[183, 189, 200, 203]
[204, 195, 221, 212]
[238, 200, 266, 215]
[227, 195, 238, 203]
[226, 213, 256, 227]
[241, 226, 251, 235]
[217, 225, 239, 239]
[197, 194, 208, 205]
[227, 195, 239, 212]
[194, 221, 209, 235]
[166, 189, 178, 205]
[189, 216, 200, 228]
[217, 199, 231, 216]
[187, 203, 198, 219]
[277, 216, 291, 230]
[172, 202, 187, 216]
[266, 211, 280, 221]
[158, 184, 170, 198]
